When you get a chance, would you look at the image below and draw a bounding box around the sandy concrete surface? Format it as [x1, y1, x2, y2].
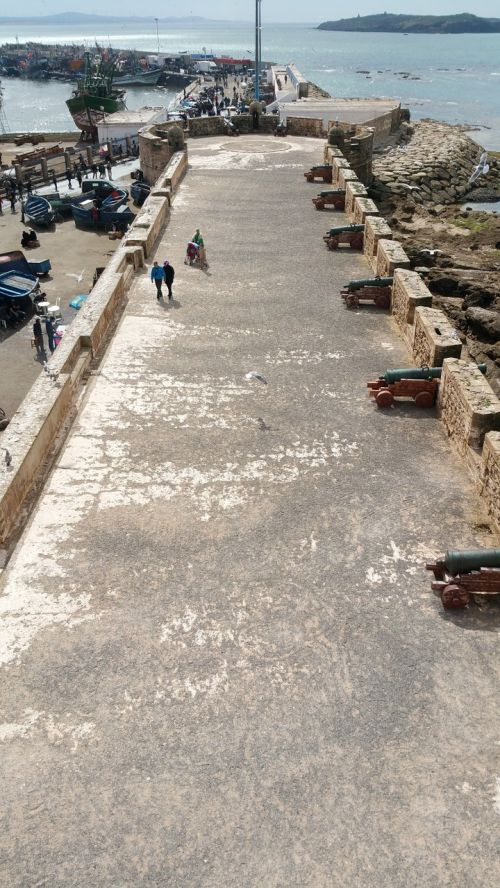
[0, 136, 499, 887]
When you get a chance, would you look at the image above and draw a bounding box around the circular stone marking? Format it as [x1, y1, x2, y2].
[220, 139, 293, 154]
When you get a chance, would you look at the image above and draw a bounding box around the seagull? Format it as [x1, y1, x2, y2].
[66, 269, 85, 283]
[400, 183, 421, 191]
[245, 371, 268, 385]
[3, 448, 12, 467]
[419, 249, 444, 256]
[257, 417, 271, 431]
[469, 151, 489, 185]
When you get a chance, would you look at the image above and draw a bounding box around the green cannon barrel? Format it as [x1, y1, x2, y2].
[319, 190, 345, 197]
[382, 363, 487, 384]
[328, 224, 365, 236]
[312, 164, 332, 170]
[439, 549, 500, 575]
[346, 277, 393, 292]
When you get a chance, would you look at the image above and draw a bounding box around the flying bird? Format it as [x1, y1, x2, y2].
[400, 183, 421, 191]
[469, 151, 489, 185]
[43, 361, 59, 382]
[419, 249, 444, 256]
[3, 448, 12, 467]
[66, 269, 85, 283]
[245, 371, 268, 385]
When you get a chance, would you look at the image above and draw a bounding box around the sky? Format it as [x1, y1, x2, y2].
[6, 2, 500, 24]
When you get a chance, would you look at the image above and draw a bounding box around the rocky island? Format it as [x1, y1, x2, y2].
[318, 13, 500, 34]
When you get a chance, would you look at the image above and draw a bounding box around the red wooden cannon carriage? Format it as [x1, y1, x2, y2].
[312, 189, 346, 210]
[340, 276, 393, 309]
[426, 550, 500, 609]
[367, 363, 486, 408]
[324, 224, 364, 251]
[304, 164, 332, 183]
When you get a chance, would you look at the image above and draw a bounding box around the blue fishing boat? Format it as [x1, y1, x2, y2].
[82, 180, 129, 199]
[24, 194, 55, 227]
[130, 181, 151, 207]
[0, 270, 39, 300]
[71, 187, 134, 230]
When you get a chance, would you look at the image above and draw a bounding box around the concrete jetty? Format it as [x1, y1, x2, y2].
[0, 136, 499, 886]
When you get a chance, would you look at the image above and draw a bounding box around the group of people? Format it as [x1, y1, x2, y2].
[150, 229, 208, 302]
[0, 176, 30, 214]
[150, 260, 175, 302]
[32, 314, 58, 357]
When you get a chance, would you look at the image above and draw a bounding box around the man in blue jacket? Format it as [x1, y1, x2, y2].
[150, 261, 164, 300]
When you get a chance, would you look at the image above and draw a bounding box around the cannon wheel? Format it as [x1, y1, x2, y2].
[415, 391, 435, 408]
[315, 201, 325, 210]
[345, 293, 359, 309]
[328, 237, 339, 250]
[374, 292, 391, 309]
[441, 583, 470, 610]
[376, 389, 394, 408]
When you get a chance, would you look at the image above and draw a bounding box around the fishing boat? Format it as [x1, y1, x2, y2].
[130, 181, 151, 207]
[45, 190, 75, 218]
[82, 180, 128, 199]
[114, 67, 163, 87]
[71, 188, 134, 230]
[66, 52, 126, 139]
[24, 194, 55, 226]
[0, 269, 39, 300]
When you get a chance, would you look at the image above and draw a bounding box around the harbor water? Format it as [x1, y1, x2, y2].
[1, 21, 500, 147]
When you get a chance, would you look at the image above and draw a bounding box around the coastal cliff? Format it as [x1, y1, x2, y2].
[318, 13, 500, 34]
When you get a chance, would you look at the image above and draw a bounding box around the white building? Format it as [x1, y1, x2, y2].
[97, 107, 168, 147]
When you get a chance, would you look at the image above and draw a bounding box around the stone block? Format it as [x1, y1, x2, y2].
[331, 156, 351, 186]
[413, 307, 462, 367]
[363, 216, 392, 272]
[391, 269, 433, 344]
[480, 432, 500, 531]
[376, 239, 411, 277]
[345, 180, 368, 219]
[352, 197, 379, 225]
[438, 359, 500, 455]
[324, 145, 344, 164]
[338, 167, 359, 190]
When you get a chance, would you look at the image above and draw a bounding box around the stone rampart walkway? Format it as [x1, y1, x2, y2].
[1, 136, 499, 887]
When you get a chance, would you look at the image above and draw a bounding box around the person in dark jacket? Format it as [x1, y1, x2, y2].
[45, 316, 56, 353]
[163, 260, 175, 301]
[32, 317, 45, 357]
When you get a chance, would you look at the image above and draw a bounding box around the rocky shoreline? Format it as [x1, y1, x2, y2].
[371, 120, 500, 391]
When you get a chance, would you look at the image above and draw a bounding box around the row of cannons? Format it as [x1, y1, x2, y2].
[304, 160, 500, 612]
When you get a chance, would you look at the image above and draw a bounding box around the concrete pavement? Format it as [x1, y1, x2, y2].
[0, 136, 499, 887]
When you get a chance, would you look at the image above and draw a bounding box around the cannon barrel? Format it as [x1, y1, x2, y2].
[382, 364, 486, 384]
[434, 549, 500, 575]
[345, 276, 393, 292]
[312, 164, 331, 170]
[327, 224, 364, 236]
[319, 189, 345, 197]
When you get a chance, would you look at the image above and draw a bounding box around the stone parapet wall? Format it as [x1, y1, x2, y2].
[480, 433, 500, 530]
[345, 180, 368, 219]
[363, 216, 393, 271]
[287, 117, 324, 138]
[391, 269, 433, 345]
[413, 307, 462, 367]
[338, 168, 359, 190]
[438, 359, 500, 457]
[376, 239, 410, 277]
[353, 197, 379, 225]
[331, 156, 351, 187]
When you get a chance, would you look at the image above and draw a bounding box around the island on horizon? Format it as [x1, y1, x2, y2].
[318, 12, 500, 34]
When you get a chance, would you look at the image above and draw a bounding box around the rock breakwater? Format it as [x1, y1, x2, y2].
[372, 120, 500, 205]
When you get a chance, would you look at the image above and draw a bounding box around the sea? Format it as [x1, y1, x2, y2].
[1, 20, 500, 148]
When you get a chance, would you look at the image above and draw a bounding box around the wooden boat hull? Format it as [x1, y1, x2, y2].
[24, 195, 55, 227]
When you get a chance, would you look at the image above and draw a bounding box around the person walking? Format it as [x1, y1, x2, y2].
[98, 162, 106, 179]
[51, 171, 58, 192]
[45, 316, 56, 353]
[106, 160, 112, 179]
[66, 168, 73, 189]
[32, 317, 45, 357]
[9, 190, 16, 213]
[163, 260, 175, 301]
[76, 167, 82, 188]
[26, 176, 33, 195]
[150, 261, 164, 300]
